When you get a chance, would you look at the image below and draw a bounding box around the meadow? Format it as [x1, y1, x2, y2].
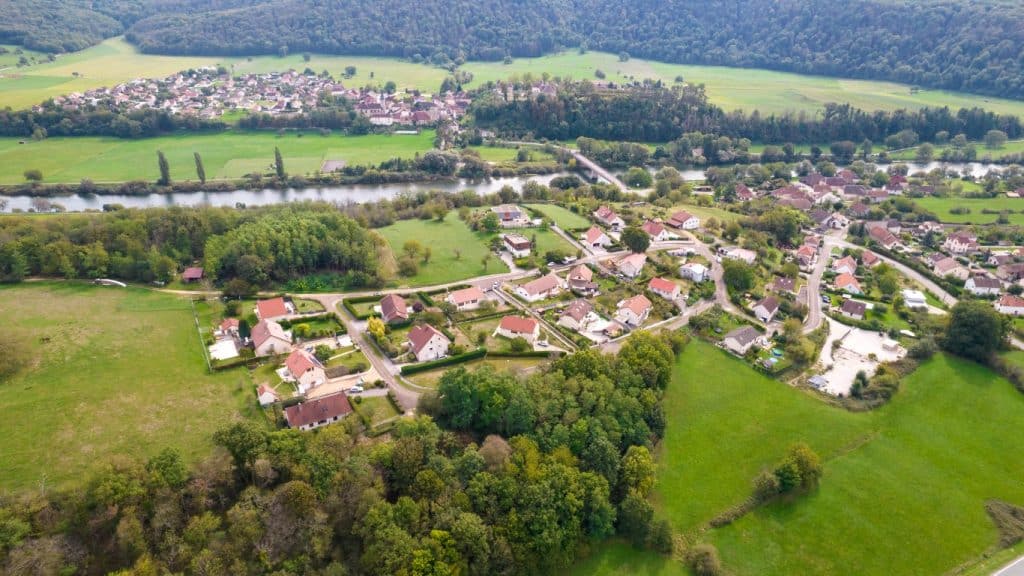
[0, 282, 261, 492]
[915, 196, 1024, 226]
[573, 339, 1024, 576]
[525, 203, 592, 229]
[0, 130, 436, 184]
[888, 139, 1024, 162]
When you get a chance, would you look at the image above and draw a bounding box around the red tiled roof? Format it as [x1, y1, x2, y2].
[182, 266, 204, 280]
[408, 324, 447, 355]
[220, 318, 239, 331]
[256, 297, 289, 319]
[642, 220, 665, 237]
[286, 349, 321, 377]
[620, 294, 652, 315]
[447, 286, 485, 305]
[499, 316, 539, 334]
[284, 393, 352, 428]
[569, 264, 593, 283]
[648, 277, 678, 294]
[520, 274, 561, 296]
[836, 273, 860, 290]
[585, 226, 607, 243]
[998, 294, 1024, 308]
[380, 294, 409, 323]
[252, 319, 289, 349]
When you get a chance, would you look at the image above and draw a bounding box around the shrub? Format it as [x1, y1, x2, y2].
[687, 544, 723, 576]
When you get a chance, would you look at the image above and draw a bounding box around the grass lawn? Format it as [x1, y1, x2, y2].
[293, 298, 325, 313]
[571, 541, 687, 576]
[575, 339, 1024, 575]
[525, 203, 592, 229]
[351, 395, 400, 427]
[406, 356, 549, 389]
[0, 282, 262, 492]
[376, 212, 508, 286]
[467, 145, 555, 164]
[326, 348, 370, 372]
[915, 196, 1024, 226]
[0, 130, 436, 184]
[461, 51, 1024, 117]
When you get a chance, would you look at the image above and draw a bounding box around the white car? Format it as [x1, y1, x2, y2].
[347, 385, 364, 394]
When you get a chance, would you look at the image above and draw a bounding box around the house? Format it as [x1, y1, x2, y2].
[495, 316, 541, 343]
[408, 324, 450, 362]
[256, 297, 292, 320]
[667, 210, 700, 230]
[722, 325, 762, 356]
[284, 393, 353, 431]
[515, 273, 564, 302]
[181, 266, 204, 283]
[735, 183, 754, 201]
[901, 289, 928, 309]
[491, 204, 530, 227]
[861, 251, 881, 268]
[616, 294, 653, 326]
[679, 262, 709, 282]
[848, 202, 871, 219]
[995, 294, 1024, 316]
[944, 231, 978, 254]
[641, 220, 675, 242]
[593, 206, 625, 230]
[826, 213, 849, 229]
[567, 264, 598, 295]
[832, 256, 858, 276]
[770, 276, 796, 294]
[648, 277, 681, 301]
[503, 234, 532, 258]
[809, 209, 830, 228]
[252, 319, 291, 357]
[840, 299, 867, 321]
[583, 226, 612, 248]
[998, 263, 1024, 282]
[285, 349, 327, 394]
[933, 257, 969, 281]
[988, 253, 1014, 267]
[722, 247, 757, 265]
[557, 299, 598, 331]
[446, 286, 486, 311]
[834, 273, 862, 295]
[216, 318, 240, 338]
[380, 294, 409, 324]
[964, 275, 1001, 296]
[256, 384, 281, 406]
[617, 253, 648, 278]
[752, 296, 780, 323]
[796, 245, 818, 269]
[868, 226, 900, 250]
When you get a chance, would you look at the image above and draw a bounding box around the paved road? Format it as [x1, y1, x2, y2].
[803, 229, 845, 334]
[995, 555, 1024, 576]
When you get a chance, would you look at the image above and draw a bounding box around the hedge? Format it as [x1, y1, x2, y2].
[486, 350, 564, 358]
[212, 356, 258, 371]
[342, 298, 374, 319]
[400, 348, 487, 375]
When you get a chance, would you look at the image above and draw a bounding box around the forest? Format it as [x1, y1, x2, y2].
[5, 0, 1021, 99]
[0, 333, 683, 576]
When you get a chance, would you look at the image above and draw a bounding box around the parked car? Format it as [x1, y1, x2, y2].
[347, 385, 364, 394]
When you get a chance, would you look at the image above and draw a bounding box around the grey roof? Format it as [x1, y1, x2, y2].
[724, 325, 761, 346]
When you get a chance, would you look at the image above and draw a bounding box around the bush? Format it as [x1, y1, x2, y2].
[399, 348, 487, 375]
[687, 544, 723, 576]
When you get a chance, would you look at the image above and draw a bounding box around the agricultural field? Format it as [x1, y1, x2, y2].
[0, 282, 261, 492]
[573, 339, 1024, 576]
[461, 51, 1024, 116]
[0, 130, 436, 184]
[0, 36, 449, 111]
[914, 196, 1024, 226]
[0, 44, 49, 69]
[525, 203, 593, 229]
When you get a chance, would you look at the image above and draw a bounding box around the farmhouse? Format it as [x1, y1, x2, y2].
[667, 210, 700, 230]
[835, 273, 862, 295]
[964, 275, 1001, 296]
[648, 277, 681, 300]
[446, 286, 486, 311]
[641, 220, 675, 242]
[491, 204, 530, 227]
[256, 297, 293, 321]
[515, 273, 564, 302]
[616, 294, 653, 327]
[593, 206, 625, 230]
[752, 296, 780, 323]
[252, 319, 291, 357]
[284, 393, 353, 431]
[722, 325, 762, 356]
[583, 226, 612, 248]
[840, 299, 867, 321]
[996, 294, 1024, 316]
[679, 262, 709, 282]
[617, 253, 648, 278]
[256, 384, 281, 406]
[380, 294, 409, 324]
[503, 234, 532, 258]
[832, 256, 858, 276]
[944, 231, 979, 254]
[181, 266, 204, 283]
[933, 257, 969, 280]
[495, 316, 541, 343]
[557, 299, 598, 331]
[285, 349, 327, 395]
[408, 324, 450, 362]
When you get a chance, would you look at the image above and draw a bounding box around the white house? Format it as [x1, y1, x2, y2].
[446, 286, 486, 311]
[256, 384, 281, 406]
[943, 232, 978, 255]
[557, 299, 598, 331]
[667, 210, 700, 230]
[617, 253, 648, 278]
[515, 273, 564, 302]
[593, 206, 625, 230]
[495, 316, 541, 343]
[933, 257, 969, 281]
[616, 294, 653, 327]
[284, 393, 352, 431]
[840, 299, 867, 321]
[722, 326, 762, 356]
[285, 349, 327, 395]
[964, 276, 1001, 296]
[831, 256, 858, 276]
[648, 277, 681, 301]
[252, 319, 292, 357]
[641, 220, 675, 242]
[679, 262, 709, 282]
[996, 294, 1024, 316]
[834, 273, 862, 295]
[408, 324, 450, 362]
[503, 233, 532, 258]
[752, 296, 780, 323]
[901, 289, 928, 309]
[583, 226, 612, 248]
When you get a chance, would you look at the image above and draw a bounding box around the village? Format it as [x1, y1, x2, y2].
[43, 67, 471, 125]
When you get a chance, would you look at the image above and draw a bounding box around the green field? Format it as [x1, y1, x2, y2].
[0, 283, 260, 491]
[889, 139, 1024, 161]
[525, 203, 593, 229]
[573, 339, 1024, 576]
[0, 36, 450, 111]
[915, 196, 1024, 225]
[0, 44, 48, 69]
[0, 131, 436, 184]
[406, 356, 548, 389]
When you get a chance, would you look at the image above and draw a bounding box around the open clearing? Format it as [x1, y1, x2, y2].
[525, 203, 592, 230]
[0, 131, 436, 184]
[915, 196, 1024, 226]
[0, 282, 260, 492]
[573, 339, 1024, 576]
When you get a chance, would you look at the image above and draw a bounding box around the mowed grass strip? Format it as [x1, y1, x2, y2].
[573, 339, 1024, 576]
[0, 282, 262, 491]
[0, 130, 435, 184]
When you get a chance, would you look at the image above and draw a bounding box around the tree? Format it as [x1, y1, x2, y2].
[916, 143, 934, 162]
[156, 151, 171, 185]
[688, 544, 723, 576]
[214, 421, 268, 481]
[368, 316, 386, 341]
[621, 226, 650, 253]
[23, 169, 42, 182]
[722, 259, 755, 293]
[985, 129, 1008, 149]
[194, 152, 206, 184]
[944, 300, 1007, 363]
[625, 167, 653, 188]
[274, 147, 286, 179]
[481, 212, 501, 233]
[314, 344, 332, 362]
[146, 447, 187, 488]
[344, 65, 357, 76]
[481, 253, 491, 271]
